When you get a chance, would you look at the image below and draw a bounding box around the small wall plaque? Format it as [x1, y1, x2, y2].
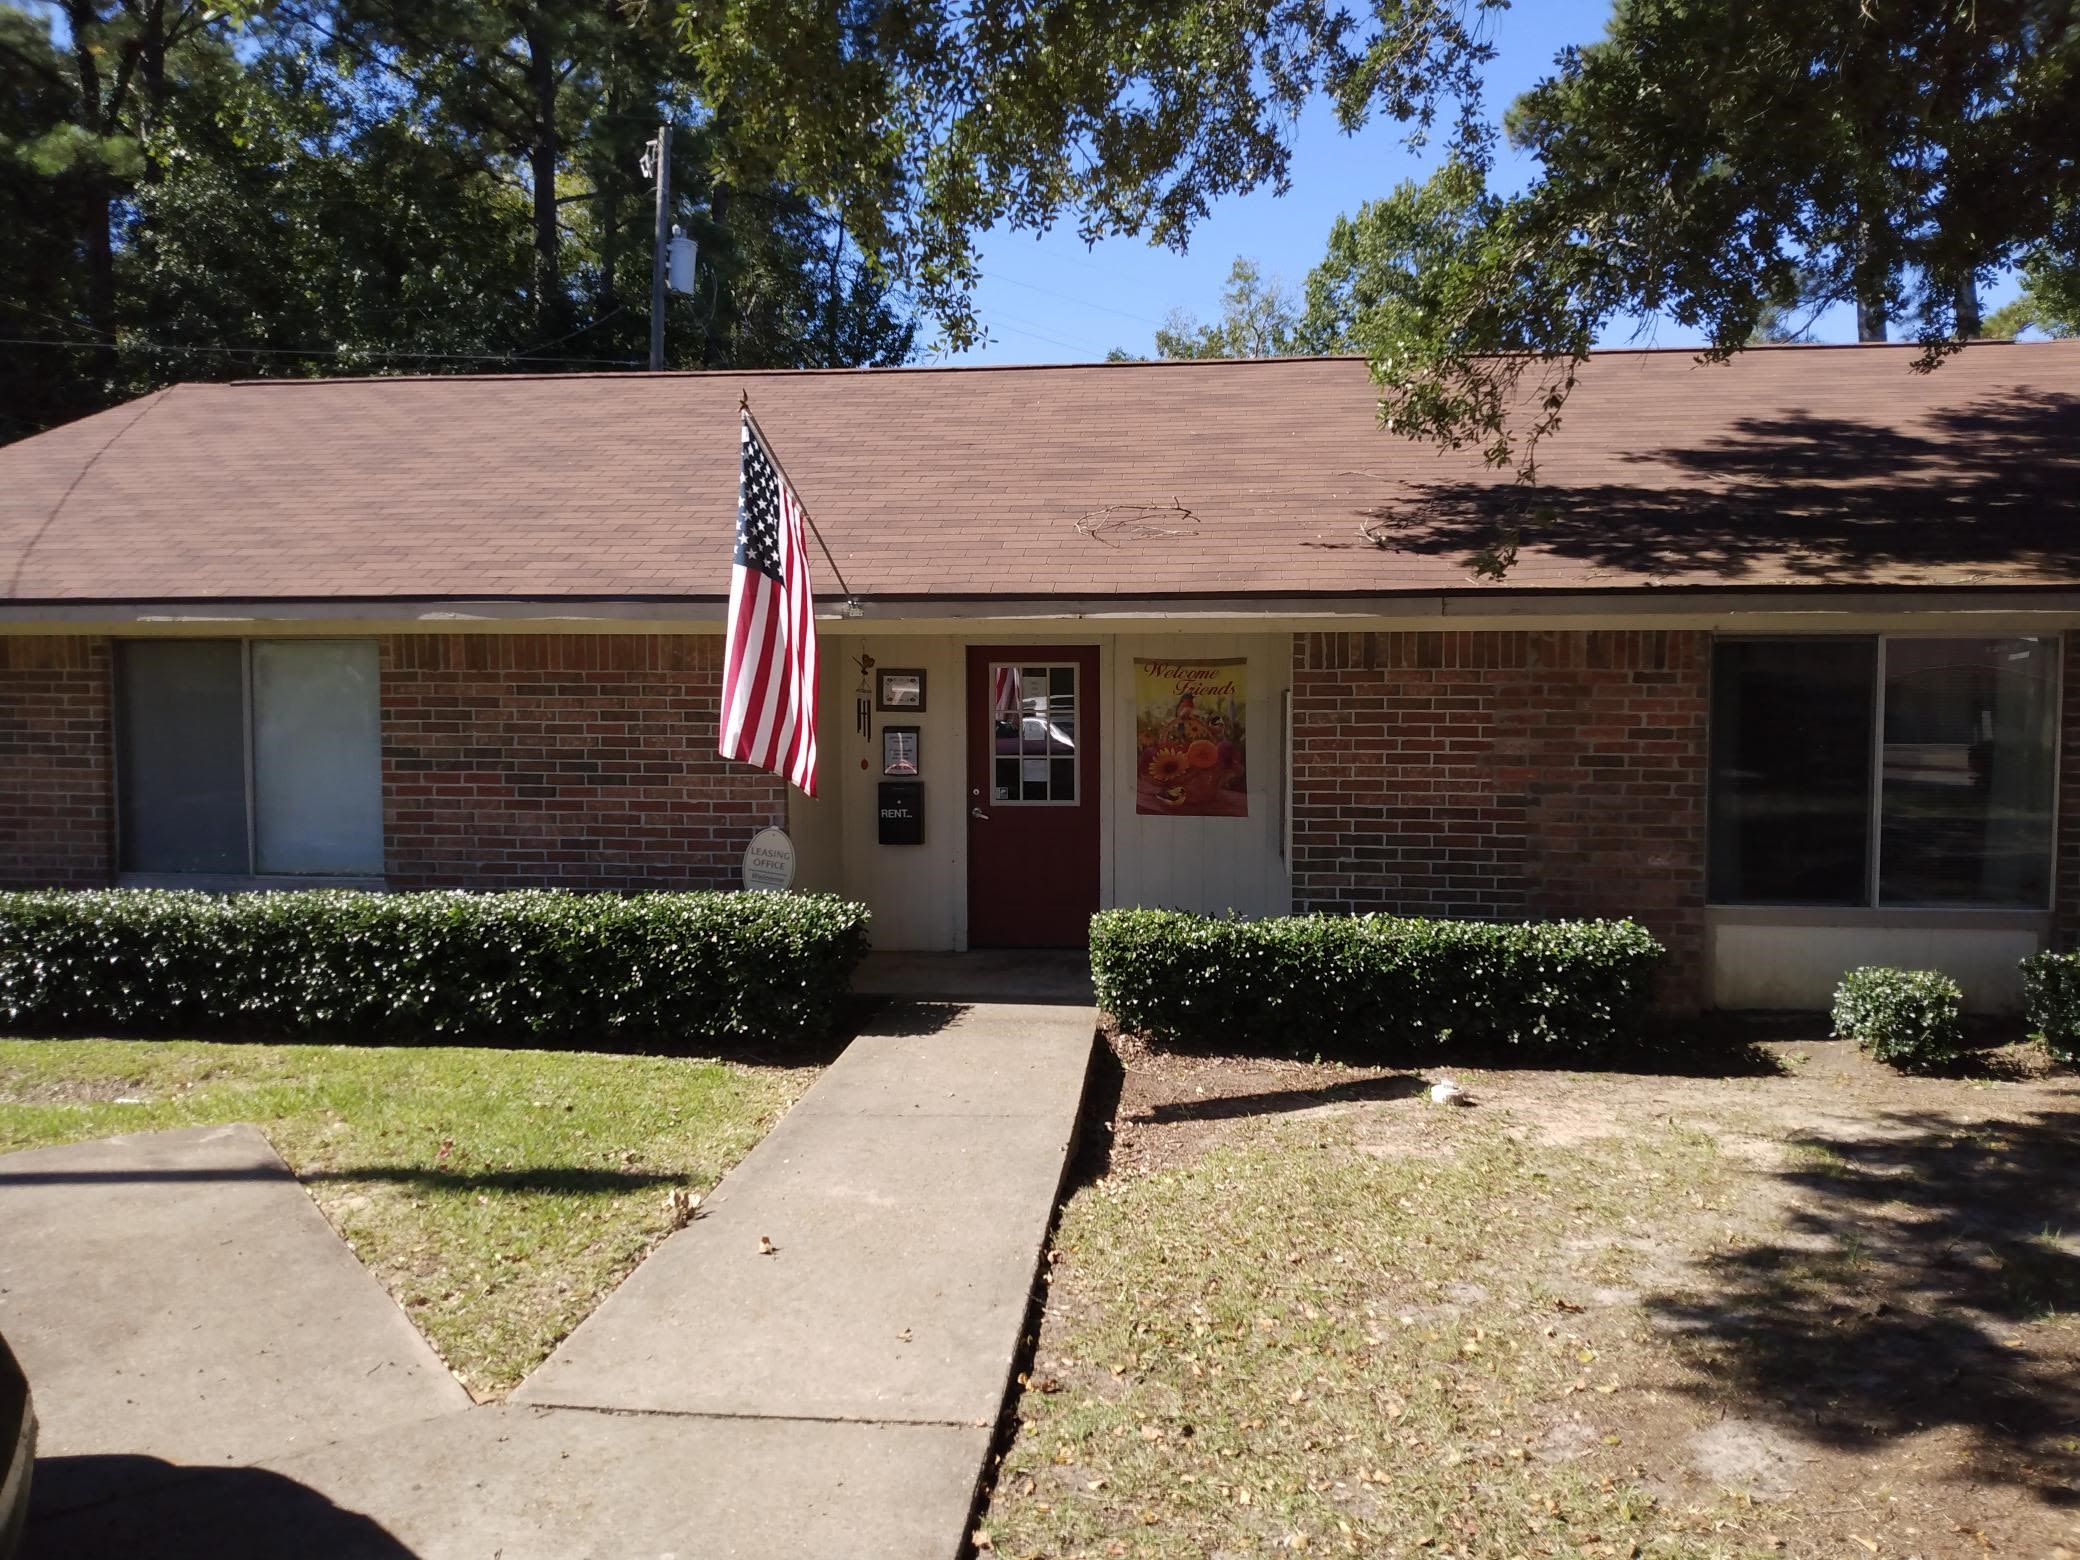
[882, 725, 920, 776]
[876, 668, 926, 712]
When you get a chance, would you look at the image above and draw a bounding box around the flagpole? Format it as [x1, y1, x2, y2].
[741, 392, 861, 612]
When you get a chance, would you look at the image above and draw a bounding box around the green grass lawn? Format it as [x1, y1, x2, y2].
[980, 1041, 2080, 1558]
[0, 1038, 815, 1395]
[982, 1123, 1732, 1559]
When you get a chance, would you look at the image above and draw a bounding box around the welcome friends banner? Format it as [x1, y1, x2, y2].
[1133, 658, 1247, 817]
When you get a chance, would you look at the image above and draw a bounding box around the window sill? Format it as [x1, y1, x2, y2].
[1705, 904, 2050, 930]
[116, 873, 389, 893]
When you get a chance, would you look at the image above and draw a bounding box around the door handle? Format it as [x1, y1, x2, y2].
[970, 807, 990, 821]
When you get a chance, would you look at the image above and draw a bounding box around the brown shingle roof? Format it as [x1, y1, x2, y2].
[3, 342, 2077, 604]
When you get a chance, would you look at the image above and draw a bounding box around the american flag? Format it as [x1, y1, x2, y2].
[719, 412, 819, 796]
[993, 664, 1022, 719]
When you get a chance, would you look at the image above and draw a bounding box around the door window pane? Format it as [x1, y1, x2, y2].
[116, 641, 249, 874]
[253, 641, 383, 875]
[1879, 638, 2057, 907]
[1709, 639, 1876, 904]
[990, 662, 1077, 803]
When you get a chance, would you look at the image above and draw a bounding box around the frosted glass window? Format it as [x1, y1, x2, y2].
[115, 639, 381, 879]
[253, 641, 382, 875]
[116, 641, 248, 874]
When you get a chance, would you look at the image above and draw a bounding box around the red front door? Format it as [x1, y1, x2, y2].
[966, 645, 1101, 948]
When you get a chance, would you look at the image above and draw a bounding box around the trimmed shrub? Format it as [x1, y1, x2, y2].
[2020, 950, 2080, 1066]
[1830, 966, 1965, 1073]
[1089, 909, 1666, 1056]
[0, 889, 870, 1049]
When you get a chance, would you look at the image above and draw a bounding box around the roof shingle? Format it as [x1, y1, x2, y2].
[2, 343, 2076, 604]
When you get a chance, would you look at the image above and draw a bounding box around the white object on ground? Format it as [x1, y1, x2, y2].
[1428, 1081, 1470, 1107]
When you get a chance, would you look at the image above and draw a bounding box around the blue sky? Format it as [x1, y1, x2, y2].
[938, 1, 2019, 365]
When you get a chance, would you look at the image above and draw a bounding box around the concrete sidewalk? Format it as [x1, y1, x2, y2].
[0, 1124, 471, 1520]
[15, 998, 1095, 1559]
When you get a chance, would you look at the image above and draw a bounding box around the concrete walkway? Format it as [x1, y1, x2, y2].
[11, 997, 1095, 1559]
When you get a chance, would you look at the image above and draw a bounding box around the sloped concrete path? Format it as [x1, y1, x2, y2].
[11, 999, 1095, 1559]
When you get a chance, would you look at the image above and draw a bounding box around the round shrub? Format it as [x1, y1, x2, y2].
[2020, 950, 2080, 1067]
[1830, 965, 1965, 1073]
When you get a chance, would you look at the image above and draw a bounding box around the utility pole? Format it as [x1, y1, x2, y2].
[646, 122, 670, 371]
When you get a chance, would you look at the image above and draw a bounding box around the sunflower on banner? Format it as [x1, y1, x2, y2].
[1134, 658, 1247, 817]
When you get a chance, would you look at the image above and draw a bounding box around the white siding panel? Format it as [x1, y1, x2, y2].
[832, 635, 966, 950]
[1105, 633, 1292, 921]
[785, 647, 847, 894]
[1711, 921, 2040, 1014]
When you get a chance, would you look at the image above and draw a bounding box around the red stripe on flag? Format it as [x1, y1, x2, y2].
[719, 414, 822, 798]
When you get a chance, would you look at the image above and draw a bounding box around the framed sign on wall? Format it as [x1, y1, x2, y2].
[882, 725, 920, 776]
[876, 668, 926, 712]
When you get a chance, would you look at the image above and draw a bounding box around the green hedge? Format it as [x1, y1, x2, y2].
[1830, 965, 1965, 1073]
[1089, 910, 1666, 1056]
[0, 890, 871, 1049]
[2021, 950, 2080, 1066]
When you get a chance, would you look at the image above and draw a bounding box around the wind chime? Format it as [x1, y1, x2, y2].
[854, 651, 876, 740]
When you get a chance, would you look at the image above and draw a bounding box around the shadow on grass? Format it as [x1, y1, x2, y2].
[1136, 1073, 1428, 1126]
[1646, 1106, 2080, 1503]
[299, 1165, 680, 1195]
[0, 1163, 683, 1195]
[1065, 1038, 1126, 1190]
[0, 1024, 859, 1073]
[1115, 1026, 1786, 1081]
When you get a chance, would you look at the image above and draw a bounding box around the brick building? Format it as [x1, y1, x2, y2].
[4, 344, 2078, 1011]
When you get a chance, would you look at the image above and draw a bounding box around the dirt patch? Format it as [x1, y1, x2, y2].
[0, 1077, 153, 1106]
[1004, 1021, 2080, 1558]
[1095, 1023, 1422, 1176]
[1687, 1418, 1812, 1499]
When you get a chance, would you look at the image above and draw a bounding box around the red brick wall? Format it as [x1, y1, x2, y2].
[380, 634, 785, 890]
[0, 636, 114, 887]
[2055, 633, 2080, 952]
[1291, 630, 1710, 1005]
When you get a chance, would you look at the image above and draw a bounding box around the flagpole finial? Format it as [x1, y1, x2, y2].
[739, 388, 750, 413]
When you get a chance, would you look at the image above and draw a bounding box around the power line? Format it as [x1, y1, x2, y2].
[981, 269, 1168, 329]
[0, 336, 641, 368]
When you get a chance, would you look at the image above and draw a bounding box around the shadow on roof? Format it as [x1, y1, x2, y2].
[1351, 390, 2080, 584]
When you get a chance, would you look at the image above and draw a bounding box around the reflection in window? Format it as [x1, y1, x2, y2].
[1879, 638, 2056, 906]
[1708, 635, 2060, 910]
[990, 663, 1078, 803]
[1708, 639, 1876, 904]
